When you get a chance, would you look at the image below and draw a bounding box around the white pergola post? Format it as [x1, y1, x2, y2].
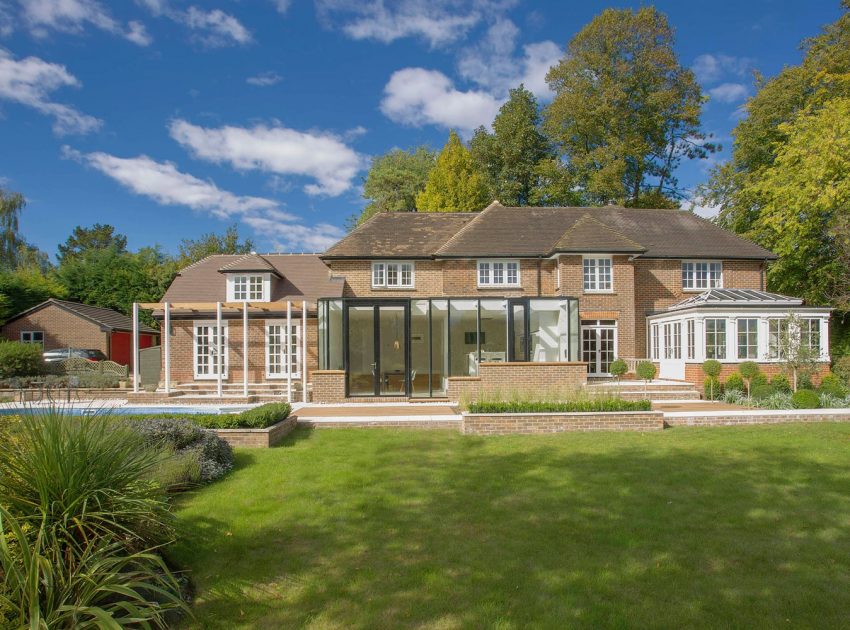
[132, 302, 139, 393]
[163, 301, 171, 394]
[286, 301, 292, 403]
[243, 302, 249, 397]
[302, 300, 308, 403]
[216, 301, 223, 398]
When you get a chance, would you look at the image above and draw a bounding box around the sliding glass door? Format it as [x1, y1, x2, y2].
[344, 302, 409, 397]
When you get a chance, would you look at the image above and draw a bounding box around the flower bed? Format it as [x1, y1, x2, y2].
[467, 398, 651, 414]
[120, 402, 291, 429]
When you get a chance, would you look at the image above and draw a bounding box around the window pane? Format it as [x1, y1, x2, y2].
[480, 299, 508, 363]
[450, 300, 478, 376]
[386, 264, 398, 286]
[737, 318, 758, 359]
[431, 301, 449, 396]
[478, 262, 489, 285]
[530, 300, 561, 362]
[506, 262, 518, 285]
[705, 319, 727, 360]
[372, 264, 384, 287]
[493, 262, 504, 285]
[599, 258, 612, 290]
[583, 259, 596, 290]
[410, 300, 430, 397]
[401, 263, 413, 287]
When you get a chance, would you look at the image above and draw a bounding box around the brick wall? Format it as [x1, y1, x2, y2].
[633, 259, 765, 358]
[164, 317, 318, 384]
[331, 260, 444, 297]
[312, 370, 346, 403]
[446, 361, 588, 402]
[2, 304, 108, 355]
[214, 414, 297, 448]
[462, 411, 664, 434]
[664, 409, 850, 427]
[686, 361, 831, 393]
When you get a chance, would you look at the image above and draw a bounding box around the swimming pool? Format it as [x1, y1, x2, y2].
[0, 405, 254, 416]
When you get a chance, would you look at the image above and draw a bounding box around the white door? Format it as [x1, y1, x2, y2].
[581, 320, 617, 376]
[266, 321, 300, 379]
[659, 321, 685, 380]
[194, 322, 228, 379]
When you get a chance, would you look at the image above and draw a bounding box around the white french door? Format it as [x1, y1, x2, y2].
[266, 321, 301, 379]
[194, 321, 228, 379]
[581, 320, 617, 376]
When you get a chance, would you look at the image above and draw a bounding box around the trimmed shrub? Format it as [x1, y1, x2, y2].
[724, 372, 744, 392]
[791, 389, 821, 409]
[121, 402, 291, 430]
[832, 356, 850, 385]
[702, 360, 722, 378]
[750, 372, 768, 388]
[0, 341, 45, 379]
[233, 402, 291, 429]
[703, 376, 722, 400]
[635, 361, 656, 381]
[770, 373, 792, 393]
[739, 361, 760, 389]
[751, 384, 777, 400]
[467, 398, 651, 414]
[819, 373, 847, 397]
[798, 373, 814, 391]
[609, 359, 628, 381]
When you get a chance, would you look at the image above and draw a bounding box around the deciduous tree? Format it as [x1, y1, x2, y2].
[57, 224, 128, 263]
[416, 131, 490, 213]
[177, 225, 254, 267]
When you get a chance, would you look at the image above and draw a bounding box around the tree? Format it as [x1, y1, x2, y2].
[544, 7, 715, 206]
[0, 267, 67, 323]
[738, 361, 760, 398]
[350, 147, 436, 228]
[635, 360, 656, 397]
[57, 224, 128, 263]
[774, 313, 821, 392]
[702, 360, 722, 400]
[470, 86, 552, 206]
[416, 131, 490, 213]
[0, 188, 26, 270]
[177, 225, 254, 268]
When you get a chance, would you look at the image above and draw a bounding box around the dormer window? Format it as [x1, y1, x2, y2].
[227, 273, 270, 301]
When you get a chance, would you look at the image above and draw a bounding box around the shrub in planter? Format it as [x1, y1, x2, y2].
[739, 361, 761, 397]
[702, 360, 722, 400]
[751, 384, 777, 401]
[750, 372, 768, 387]
[771, 373, 792, 393]
[467, 398, 651, 413]
[0, 341, 45, 379]
[797, 373, 814, 391]
[609, 359, 628, 384]
[791, 389, 821, 409]
[703, 376, 722, 400]
[819, 373, 848, 397]
[724, 372, 744, 393]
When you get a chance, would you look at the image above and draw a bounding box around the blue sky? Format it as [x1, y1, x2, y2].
[0, 0, 843, 259]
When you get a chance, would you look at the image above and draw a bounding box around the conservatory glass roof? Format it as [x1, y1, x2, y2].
[666, 289, 803, 312]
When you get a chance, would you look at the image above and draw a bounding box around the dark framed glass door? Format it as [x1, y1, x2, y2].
[344, 301, 409, 397]
[507, 298, 529, 362]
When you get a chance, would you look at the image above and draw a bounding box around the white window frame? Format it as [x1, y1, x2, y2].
[663, 322, 681, 359]
[477, 259, 520, 288]
[371, 261, 415, 289]
[651, 323, 660, 360]
[686, 319, 695, 360]
[265, 320, 301, 379]
[737, 318, 759, 360]
[704, 318, 727, 360]
[582, 256, 613, 293]
[226, 273, 270, 302]
[20, 331, 44, 347]
[682, 260, 723, 292]
[193, 320, 228, 380]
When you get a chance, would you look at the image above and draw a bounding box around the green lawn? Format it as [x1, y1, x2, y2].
[171, 424, 850, 629]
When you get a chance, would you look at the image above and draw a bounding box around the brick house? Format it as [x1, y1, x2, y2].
[140, 202, 830, 401]
[2, 298, 159, 365]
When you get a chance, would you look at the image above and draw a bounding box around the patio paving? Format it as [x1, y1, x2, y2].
[295, 404, 458, 418]
[652, 401, 745, 412]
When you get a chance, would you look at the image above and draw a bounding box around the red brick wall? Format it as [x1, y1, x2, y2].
[685, 361, 831, 393]
[446, 361, 587, 403]
[462, 411, 664, 434]
[164, 317, 317, 384]
[2, 304, 107, 355]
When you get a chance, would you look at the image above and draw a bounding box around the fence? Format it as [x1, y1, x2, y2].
[52, 357, 129, 379]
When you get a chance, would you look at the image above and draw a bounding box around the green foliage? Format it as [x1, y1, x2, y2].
[177, 224, 255, 268]
[0, 266, 67, 323]
[739, 361, 760, 380]
[608, 359, 628, 379]
[0, 187, 26, 270]
[751, 384, 777, 400]
[833, 355, 850, 384]
[352, 147, 436, 228]
[770, 373, 792, 393]
[470, 86, 552, 206]
[544, 7, 713, 205]
[635, 361, 656, 381]
[416, 131, 490, 212]
[0, 341, 45, 378]
[702, 360, 722, 378]
[724, 372, 745, 392]
[0, 507, 187, 629]
[56, 223, 127, 263]
[750, 373, 768, 388]
[703, 376, 722, 400]
[791, 389, 821, 409]
[819, 373, 848, 397]
[122, 402, 291, 430]
[467, 398, 651, 414]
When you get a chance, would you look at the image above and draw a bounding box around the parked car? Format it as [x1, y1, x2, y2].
[42, 348, 108, 363]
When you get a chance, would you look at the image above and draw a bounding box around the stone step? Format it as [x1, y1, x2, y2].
[617, 390, 701, 401]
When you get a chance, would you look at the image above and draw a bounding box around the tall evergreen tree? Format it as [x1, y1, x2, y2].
[0, 188, 26, 270]
[470, 86, 552, 206]
[544, 7, 714, 206]
[57, 224, 128, 263]
[416, 131, 490, 213]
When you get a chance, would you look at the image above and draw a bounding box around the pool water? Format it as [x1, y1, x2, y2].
[0, 405, 252, 416]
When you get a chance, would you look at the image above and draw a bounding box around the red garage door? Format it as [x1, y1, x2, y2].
[111, 331, 156, 366]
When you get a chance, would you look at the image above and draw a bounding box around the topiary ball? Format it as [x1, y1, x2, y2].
[702, 360, 722, 378]
[791, 389, 821, 409]
[636, 361, 657, 381]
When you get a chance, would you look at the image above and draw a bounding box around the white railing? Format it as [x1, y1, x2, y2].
[624, 358, 652, 374]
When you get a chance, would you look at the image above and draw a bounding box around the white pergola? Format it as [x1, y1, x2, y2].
[131, 300, 310, 402]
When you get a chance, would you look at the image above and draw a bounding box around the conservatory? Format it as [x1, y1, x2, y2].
[646, 289, 831, 381]
[318, 297, 580, 398]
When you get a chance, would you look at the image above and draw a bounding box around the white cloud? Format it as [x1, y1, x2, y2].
[17, 0, 152, 45]
[0, 2, 15, 36]
[380, 67, 502, 134]
[709, 82, 749, 104]
[272, 0, 290, 14]
[246, 71, 282, 87]
[169, 119, 365, 197]
[242, 210, 344, 252]
[456, 18, 561, 99]
[137, 0, 251, 47]
[315, 0, 515, 48]
[692, 53, 753, 84]
[687, 196, 721, 219]
[64, 146, 277, 218]
[0, 49, 101, 134]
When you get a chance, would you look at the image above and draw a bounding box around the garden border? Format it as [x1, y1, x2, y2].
[213, 414, 298, 447]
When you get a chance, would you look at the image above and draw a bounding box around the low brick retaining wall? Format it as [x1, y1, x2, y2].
[462, 411, 664, 435]
[447, 362, 588, 403]
[664, 409, 850, 427]
[298, 419, 461, 430]
[213, 414, 297, 448]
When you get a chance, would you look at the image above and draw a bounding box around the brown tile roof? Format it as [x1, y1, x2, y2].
[163, 254, 343, 304]
[3, 299, 158, 333]
[218, 253, 281, 276]
[321, 212, 477, 259]
[323, 202, 776, 260]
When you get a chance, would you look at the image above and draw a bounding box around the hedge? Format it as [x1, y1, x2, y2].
[467, 399, 652, 414]
[121, 402, 291, 429]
